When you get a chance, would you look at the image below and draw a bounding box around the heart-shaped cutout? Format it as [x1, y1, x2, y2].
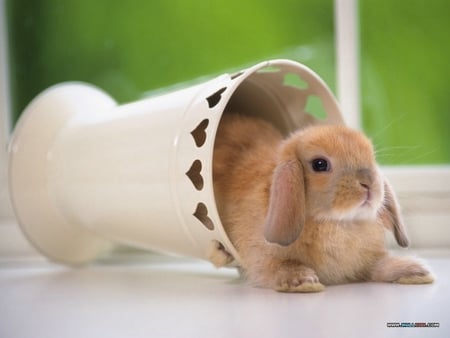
[191, 119, 209, 147]
[186, 160, 204, 190]
[231, 71, 244, 80]
[193, 202, 214, 230]
[283, 73, 309, 90]
[305, 95, 327, 120]
[206, 87, 227, 108]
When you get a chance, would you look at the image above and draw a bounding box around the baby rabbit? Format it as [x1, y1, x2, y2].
[211, 114, 434, 292]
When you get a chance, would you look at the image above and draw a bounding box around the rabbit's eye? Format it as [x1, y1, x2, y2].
[311, 158, 330, 172]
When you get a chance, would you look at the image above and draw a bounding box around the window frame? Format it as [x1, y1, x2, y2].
[0, 0, 449, 258]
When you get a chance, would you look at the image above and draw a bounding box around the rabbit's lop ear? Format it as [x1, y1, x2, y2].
[263, 159, 305, 246]
[379, 180, 410, 248]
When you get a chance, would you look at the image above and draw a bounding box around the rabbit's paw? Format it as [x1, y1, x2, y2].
[371, 256, 434, 284]
[396, 273, 434, 284]
[274, 263, 324, 293]
[207, 240, 235, 268]
[395, 263, 434, 284]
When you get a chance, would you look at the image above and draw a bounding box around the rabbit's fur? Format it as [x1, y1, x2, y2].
[211, 114, 433, 292]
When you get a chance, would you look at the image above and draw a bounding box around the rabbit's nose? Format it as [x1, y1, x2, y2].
[360, 182, 372, 203]
[360, 182, 370, 190]
[357, 168, 373, 187]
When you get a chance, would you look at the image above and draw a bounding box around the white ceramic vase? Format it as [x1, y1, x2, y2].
[8, 59, 344, 265]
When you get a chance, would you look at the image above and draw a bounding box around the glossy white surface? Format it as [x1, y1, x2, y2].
[0, 250, 448, 338]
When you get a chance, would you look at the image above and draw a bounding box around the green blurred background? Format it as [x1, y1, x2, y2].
[6, 0, 450, 164]
[360, 0, 450, 165]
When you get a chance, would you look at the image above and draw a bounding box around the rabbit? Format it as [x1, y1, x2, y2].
[210, 113, 434, 292]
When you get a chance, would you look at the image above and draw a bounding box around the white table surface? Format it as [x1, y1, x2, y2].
[0, 250, 448, 338]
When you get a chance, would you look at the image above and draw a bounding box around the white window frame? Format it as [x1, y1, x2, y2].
[1, 0, 449, 258]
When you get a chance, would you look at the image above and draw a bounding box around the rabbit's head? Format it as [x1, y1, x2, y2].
[263, 125, 409, 248]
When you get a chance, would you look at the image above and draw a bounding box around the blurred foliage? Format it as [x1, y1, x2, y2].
[6, 0, 449, 164]
[360, 0, 450, 164]
[6, 0, 334, 122]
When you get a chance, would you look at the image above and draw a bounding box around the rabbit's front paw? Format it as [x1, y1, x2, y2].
[207, 240, 235, 268]
[274, 262, 324, 293]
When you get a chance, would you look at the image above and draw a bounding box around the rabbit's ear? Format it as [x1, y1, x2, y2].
[263, 159, 305, 246]
[379, 180, 410, 248]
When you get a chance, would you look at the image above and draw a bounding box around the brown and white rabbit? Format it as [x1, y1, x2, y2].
[210, 113, 434, 292]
